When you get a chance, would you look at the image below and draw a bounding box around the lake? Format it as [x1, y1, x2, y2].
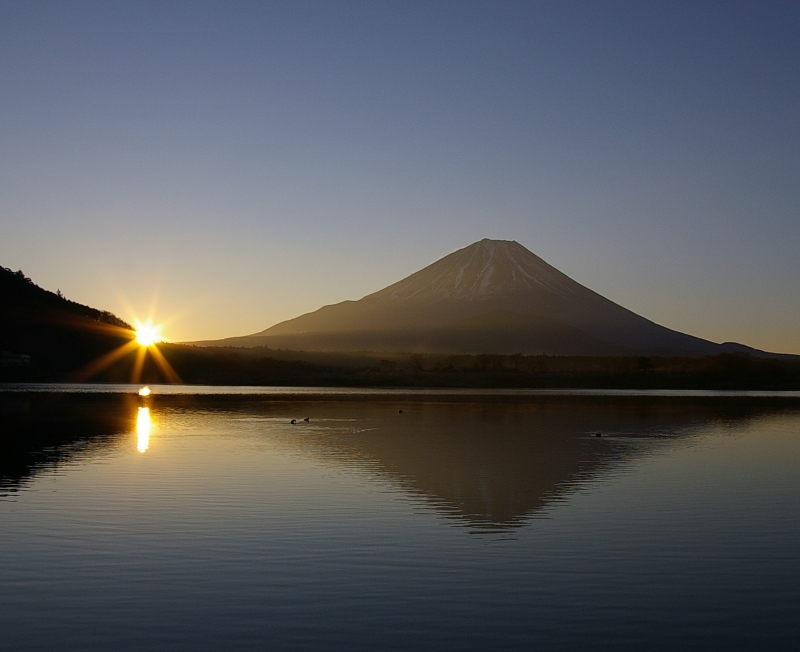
[2, 385, 799, 651]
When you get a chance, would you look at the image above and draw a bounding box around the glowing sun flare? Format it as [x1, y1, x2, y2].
[135, 323, 161, 347]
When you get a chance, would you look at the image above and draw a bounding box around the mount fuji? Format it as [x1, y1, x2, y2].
[191, 239, 771, 357]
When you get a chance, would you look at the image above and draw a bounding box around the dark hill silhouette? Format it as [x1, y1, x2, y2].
[0, 266, 135, 375]
[192, 239, 779, 357]
[0, 266, 328, 383]
[0, 267, 130, 330]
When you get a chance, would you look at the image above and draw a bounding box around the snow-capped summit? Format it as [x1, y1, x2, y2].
[370, 239, 576, 303]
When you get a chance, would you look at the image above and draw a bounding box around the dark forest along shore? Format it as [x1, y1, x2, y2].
[2, 390, 799, 651]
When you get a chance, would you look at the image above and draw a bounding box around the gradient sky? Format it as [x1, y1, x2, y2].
[2, 0, 799, 353]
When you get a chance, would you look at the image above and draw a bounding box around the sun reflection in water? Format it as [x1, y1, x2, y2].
[137, 407, 152, 453]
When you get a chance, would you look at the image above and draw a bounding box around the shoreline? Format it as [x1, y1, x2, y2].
[3, 383, 800, 407]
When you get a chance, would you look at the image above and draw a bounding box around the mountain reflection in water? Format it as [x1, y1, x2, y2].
[1, 393, 134, 493]
[280, 399, 770, 529]
[1, 391, 785, 529]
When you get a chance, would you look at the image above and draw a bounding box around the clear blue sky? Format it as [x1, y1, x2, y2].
[2, 0, 799, 353]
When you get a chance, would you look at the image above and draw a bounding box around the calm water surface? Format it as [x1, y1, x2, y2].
[2, 386, 799, 650]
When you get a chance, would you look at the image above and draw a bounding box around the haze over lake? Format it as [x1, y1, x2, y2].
[2, 387, 799, 650]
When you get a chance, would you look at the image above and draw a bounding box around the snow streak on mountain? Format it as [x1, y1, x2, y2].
[370, 239, 577, 303]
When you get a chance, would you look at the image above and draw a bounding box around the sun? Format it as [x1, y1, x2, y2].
[72, 310, 180, 385]
[135, 322, 161, 347]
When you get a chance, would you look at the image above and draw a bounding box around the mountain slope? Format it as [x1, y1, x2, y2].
[190, 239, 774, 357]
[0, 266, 134, 373]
